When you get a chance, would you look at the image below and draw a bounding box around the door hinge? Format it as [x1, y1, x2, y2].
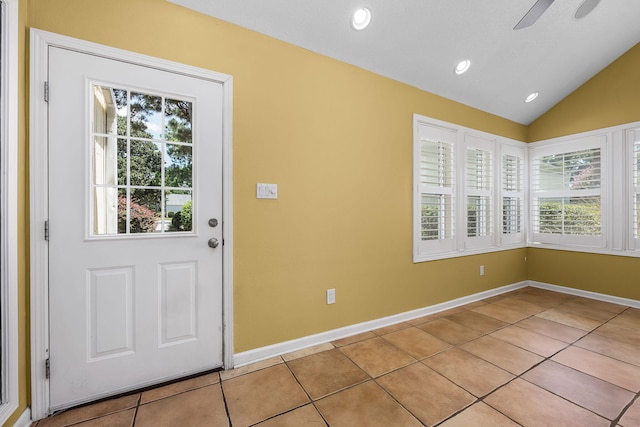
[44, 81, 49, 103]
[44, 220, 49, 241]
[45, 358, 50, 379]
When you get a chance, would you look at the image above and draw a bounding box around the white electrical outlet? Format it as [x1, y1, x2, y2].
[326, 288, 336, 304]
[480, 265, 485, 276]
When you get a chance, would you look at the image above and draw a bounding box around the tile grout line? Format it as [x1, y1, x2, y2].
[217, 380, 234, 427]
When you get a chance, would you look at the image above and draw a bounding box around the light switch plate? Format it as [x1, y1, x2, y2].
[257, 183, 278, 199]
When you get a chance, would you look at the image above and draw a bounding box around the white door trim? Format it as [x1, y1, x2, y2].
[0, 0, 20, 425]
[29, 28, 234, 420]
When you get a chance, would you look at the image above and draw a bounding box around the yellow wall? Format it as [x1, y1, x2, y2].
[23, 0, 527, 352]
[528, 42, 640, 141]
[526, 42, 640, 300]
[8, 0, 637, 424]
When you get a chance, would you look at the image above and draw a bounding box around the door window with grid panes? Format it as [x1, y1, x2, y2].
[91, 85, 194, 236]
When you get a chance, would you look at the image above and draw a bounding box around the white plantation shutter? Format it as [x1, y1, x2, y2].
[530, 136, 605, 247]
[420, 140, 455, 241]
[465, 135, 494, 249]
[414, 121, 458, 257]
[501, 145, 525, 244]
[632, 137, 640, 249]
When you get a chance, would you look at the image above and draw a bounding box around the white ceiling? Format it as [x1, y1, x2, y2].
[169, 0, 640, 125]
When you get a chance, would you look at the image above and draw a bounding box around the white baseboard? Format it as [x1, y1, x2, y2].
[528, 280, 640, 309]
[233, 281, 529, 367]
[11, 407, 31, 427]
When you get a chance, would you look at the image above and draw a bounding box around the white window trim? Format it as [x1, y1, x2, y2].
[413, 114, 527, 263]
[0, 0, 20, 424]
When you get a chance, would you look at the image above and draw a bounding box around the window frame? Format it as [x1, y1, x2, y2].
[413, 114, 527, 263]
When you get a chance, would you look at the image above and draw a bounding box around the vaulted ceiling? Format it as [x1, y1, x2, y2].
[169, 0, 640, 125]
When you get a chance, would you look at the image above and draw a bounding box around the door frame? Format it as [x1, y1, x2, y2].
[29, 28, 234, 420]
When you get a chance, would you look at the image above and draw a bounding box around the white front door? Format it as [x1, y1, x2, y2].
[47, 46, 224, 410]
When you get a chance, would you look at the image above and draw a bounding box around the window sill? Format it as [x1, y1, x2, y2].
[413, 242, 526, 263]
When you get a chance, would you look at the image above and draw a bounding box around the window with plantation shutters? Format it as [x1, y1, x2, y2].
[530, 136, 606, 248]
[413, 115, 527, 262]
[501, 145, 525, 244]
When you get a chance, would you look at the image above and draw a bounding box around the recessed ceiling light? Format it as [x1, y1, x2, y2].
[525, 91, 539, 103]
[351, 8, 371, 30]
[455, 60, 471, 75]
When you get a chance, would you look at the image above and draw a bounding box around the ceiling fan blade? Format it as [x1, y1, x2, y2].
[574, 0, 601, 19]
[514, 0, 555, 30]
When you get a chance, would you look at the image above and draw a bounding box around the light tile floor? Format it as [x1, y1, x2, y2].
[33, 287, 640, 426]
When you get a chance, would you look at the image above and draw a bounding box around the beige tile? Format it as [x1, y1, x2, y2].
[140, 372, 220, 404]
[223, 364, 309, 427]
[372, 321, 411, 335]
[512, 290, 571, 308]
[594, 323, 640, 346]
[286, 348, 368, 399]
[254, 404, 326, 427]
[492, 297, 544, 316]
[462, 300, 488, 309]
[434, 306, 469, 317]
[620, 398, 640, 427]
[536, 308, 604, 331]
[315, 381, 422, 427]
[568, 296, 628, 314]
[416, 318, 484, 345]
[38, 394, 139, 427]
[523, 360, 634, 420]
[471, 303, 530, 323]
[552, 346, 640, 392]
[622, 307, 640, 318]
[461, 335, 543, 375]
[608, 313, 640, 331]
[331, 331, 377, 347]
[554, 300, 618, 322]
[485, 378, 609, 427]
[339, 337, 415, 378]
[73, 409, 135, 427]
[376, 363, 475, 426]
[381, 327, 451, 359]
[490, 325, 567, 357]
[135, 385, 228, 427]
[406, 313, 440, 326]
[282, 343, 334, 362]
[423, 348, 514, 397]
[515, 315, 588, 343]
[438, 402, 520, 427]
[444, 310, 508, 333]
[220, 356, 283, 381]
[575, 332, 640, 367]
